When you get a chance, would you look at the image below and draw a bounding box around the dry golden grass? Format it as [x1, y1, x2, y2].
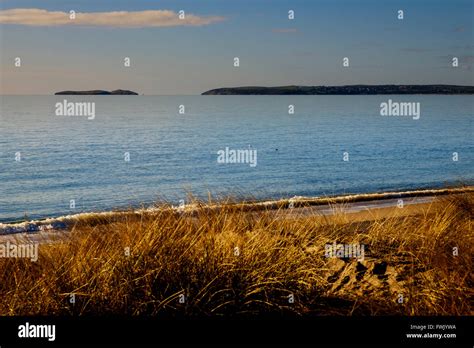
[0, 193, 472, 316]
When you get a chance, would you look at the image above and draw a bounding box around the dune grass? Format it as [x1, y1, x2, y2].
[0, 192, 472, 316]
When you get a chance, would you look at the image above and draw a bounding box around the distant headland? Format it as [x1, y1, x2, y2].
[202, 85, 474, 95]
[55, 89, 138, 95]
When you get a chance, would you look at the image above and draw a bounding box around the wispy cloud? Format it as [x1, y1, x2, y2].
[383, 26, 399, 32]
[272, 28, 297, 33]
[454, 26, 466, 33]
[350, 41, 384, 50]
[450, 44, 474, 51]
[0, 8, 226, 28]
[401, 48, 435, 53]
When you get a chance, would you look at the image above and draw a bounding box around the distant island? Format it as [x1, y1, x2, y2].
[202, 85, 474, 95]
[55, 89, 138, 95]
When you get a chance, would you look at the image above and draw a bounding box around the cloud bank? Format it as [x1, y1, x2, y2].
[0, 8, 225, 28]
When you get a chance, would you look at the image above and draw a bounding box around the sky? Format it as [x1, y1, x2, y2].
[0, 0, 473, 95]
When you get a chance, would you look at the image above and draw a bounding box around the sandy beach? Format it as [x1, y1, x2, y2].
[0, 186, 472, 317]
[1, 186, 471, 244]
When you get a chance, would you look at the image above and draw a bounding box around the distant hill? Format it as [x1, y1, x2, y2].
[202, 85, 474, 95]
[55, 89, 138, 95]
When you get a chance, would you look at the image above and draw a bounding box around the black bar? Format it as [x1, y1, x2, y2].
[0, 316, 472, 346]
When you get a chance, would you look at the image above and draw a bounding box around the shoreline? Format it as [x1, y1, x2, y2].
[1, 186, 472, 236]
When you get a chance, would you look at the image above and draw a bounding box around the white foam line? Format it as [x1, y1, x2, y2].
[0, 187, 471, 235]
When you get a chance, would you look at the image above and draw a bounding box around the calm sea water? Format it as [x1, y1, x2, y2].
[0, 95, 472, 222]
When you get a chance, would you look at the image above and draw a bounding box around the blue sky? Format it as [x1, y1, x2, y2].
[1, 0, 472, 94]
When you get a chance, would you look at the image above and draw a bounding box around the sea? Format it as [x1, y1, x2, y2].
[0, 95, 472, 222]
